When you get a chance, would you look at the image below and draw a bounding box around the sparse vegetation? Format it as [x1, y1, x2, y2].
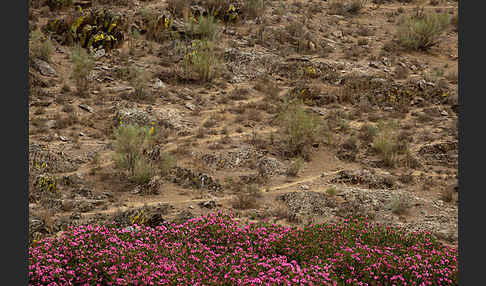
[71, 46, 95, 97]
[242, 0, 266, 19]
[277, 101, 323, 158]
[233, 184, 261, 210]
[29, 29, 54, 62]
[286, 158, 304, 177]
[183, 40, 222, 82]
[113, 124, 156, 184]
[396, 11, 450, 51]
[130, 67, 152, 102]
[390, 194, 412, 215]
[372, 120, 402, 168]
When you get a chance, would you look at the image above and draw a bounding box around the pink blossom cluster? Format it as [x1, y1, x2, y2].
[29, 212, 458, 285]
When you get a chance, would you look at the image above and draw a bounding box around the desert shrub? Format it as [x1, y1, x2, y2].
[183, 40, 222, 82]
[286, 158, 303, 177]
[46, 0, 73, 10]
[71, 46, 95, 96]
[390, 194, 412, 215]
[326, 186, 338, 196]
[348, 0, 368, 15]
[359, 123, 378, 143]
[233, 184, 261, 210]
[29, 29, 54, 62]
[276, 101, 323, 158]
[142, 10, 172, 43]
[54, 113, 78, 129]
[129, 67, 151, 101]
[131, 159, 154, 185]
[201, 0, 232, 16]
[195, 15, 221, 41]
[242, 0, 265, 19]
[113, 123, 156, 184]
[396, 11, 450, 51]
[167, 0, 191, 17]
[229, 88, 250, 100]
[372, 120, 401, 167]
[329, 0, 367, 15]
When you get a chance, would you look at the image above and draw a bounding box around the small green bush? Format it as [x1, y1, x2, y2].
[329, 0, 367, 15]
[277, 101, 323, 158]
[183, 40, 222, 82]
[201, 0, 232, 16]
[396, 12, 450, 51]
[30, 29, 54, 62]
[113, 124, 156, 183]
[167, 0, 191, 17]
[232, 184, 261, 210]
[195, 15, 221, 41]
[348, 0, 368, 15]
[71, 46, 95, 96]
[159, 152, 176, 177]
[286, 158, 304, 177]
[242, 0, 265, 19]
[372, 120, 401, 167]
[129, 67, 151, 101]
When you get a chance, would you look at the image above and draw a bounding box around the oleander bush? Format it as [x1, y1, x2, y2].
[29, 212, 458, 285]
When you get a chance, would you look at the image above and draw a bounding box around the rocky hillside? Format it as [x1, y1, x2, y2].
[28, 0, 458, 246]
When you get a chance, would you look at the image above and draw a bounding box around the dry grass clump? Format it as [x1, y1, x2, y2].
[371, 120, 411, 168]
[29, 29, 54, 62]
[129, 67, 152, 102]
[232, 184, 261, 210]
[286, 158, 304, 177]
[396, 11, 450, 51]
[71, 46, 95, 97]
[113, 124, 157, 185]
[329, 0, 367, 15]
[167, 0, 191, 17]
[242, 0, 266, 19]
[276, 101, 323, 159]
[183, 40, 223, 82]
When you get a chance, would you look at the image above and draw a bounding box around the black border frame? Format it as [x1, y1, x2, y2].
[10, 0, 475, 284]
[4, 0, 28, 284]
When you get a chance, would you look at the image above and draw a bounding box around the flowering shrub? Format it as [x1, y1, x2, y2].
[29, 212, 458, 285]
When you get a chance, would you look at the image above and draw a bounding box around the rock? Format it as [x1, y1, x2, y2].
[332, 30, 343, 38]
[169, 167, 222, 192]
[199, 200, 216, 209]
[76, 200, 96, 212]
[61, 199, 76, 211]
[308, 41, 316, 51]
[108, 85, 134, 93]
[279, 192, 327, 216]
[300, 184, 310, 190]
[78, 104, 94, 113]
[173, 210, 194, 225]
[256, 157, 286, 177]
[92, 48, 105, 59]
[156, 108, 194, 131]
[153, 78, 166, 89]
[115, 107, 155, 127]
[369, 62, 380, 69]
[31, 58, 57, 77]
[185, 102, 196, 111]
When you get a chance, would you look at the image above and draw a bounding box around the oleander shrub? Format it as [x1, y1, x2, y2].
[29, 212, 458, 285]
